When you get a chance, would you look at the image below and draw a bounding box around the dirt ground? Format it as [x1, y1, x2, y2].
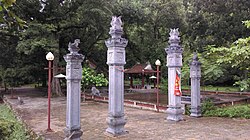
[4, 87, 250, 140]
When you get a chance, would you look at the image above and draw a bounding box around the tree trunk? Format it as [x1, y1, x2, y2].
[4, 83, 7, 92]
[52, 58, 62, 96]
[51, 37, 63, 96]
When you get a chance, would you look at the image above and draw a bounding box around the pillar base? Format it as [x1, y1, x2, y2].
[64, 127, 83, 140]
[166, 106, 184, 121]
[106, 115, 127, 136]
[190, 106, 202, 117]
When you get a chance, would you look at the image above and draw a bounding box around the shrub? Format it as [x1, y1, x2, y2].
[81, 67, 108, 91]
[204, 104, 250, 119]
[234, 79, 250, 92]
[0, 105, 29, 140]
[201, 98, 216, 115]
[185, 105, 191, 115]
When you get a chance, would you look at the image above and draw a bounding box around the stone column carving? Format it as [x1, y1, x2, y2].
[64, 39, 84, 140]
[105, 16, 128, 136]
[190, 53, 202, 117]
[165, 29, 184, 121]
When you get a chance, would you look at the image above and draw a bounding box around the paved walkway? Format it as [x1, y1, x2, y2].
[4, 88, 250, 140]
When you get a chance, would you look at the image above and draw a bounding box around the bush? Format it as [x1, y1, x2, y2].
[204, 104, 250, 119]
[201, 98, 216, 115]
[0, 105, 29, 140]
[81, 67, 108, 91]
[234, 79, 250, 92]
[185, 105, 191, 115]
[0, 119, 14, 139]
[200, 99, 250, 119]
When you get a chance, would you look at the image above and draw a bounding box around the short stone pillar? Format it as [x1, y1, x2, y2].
[190, 53, 202, 117]
[64, 39, 84, 140]
[165, 29, 184, 121]
[105, 16, 128, 136]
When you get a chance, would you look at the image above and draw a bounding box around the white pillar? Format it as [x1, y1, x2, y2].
[190, 53, 202, 117]
[105, 16, 128, 136]
[64, 39, 84, 140]
[165, 29, 184, 121]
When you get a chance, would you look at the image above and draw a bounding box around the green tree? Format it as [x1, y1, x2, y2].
[184, 0, 250, 52]
[1, 0, 250, 91]
[0, 0, 26, 31]
[113, 0, 186, 78]
[16, 0, 112, 95]
[208, 21, 250, 91]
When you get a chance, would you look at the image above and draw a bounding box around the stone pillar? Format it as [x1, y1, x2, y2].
[105, 16, 128, 136]
[64, 39, 84, 140]
[190, 53, 202, 117]
[165, 29, 184, 121]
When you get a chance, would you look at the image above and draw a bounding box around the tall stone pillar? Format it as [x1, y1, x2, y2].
[165, 29, 184, 121]
[64, 39, 84, 140]
[105, 16, 128, 136]
[190, 53, 202, 117]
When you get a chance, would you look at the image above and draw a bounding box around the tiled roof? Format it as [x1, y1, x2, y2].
[124, 63, 156, 74]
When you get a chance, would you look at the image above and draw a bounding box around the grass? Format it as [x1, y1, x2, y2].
[186, 99, 250, 119]
[0, 104, 41, 140]
[182, 85, 239, 92]
[204, 104, 250, 119]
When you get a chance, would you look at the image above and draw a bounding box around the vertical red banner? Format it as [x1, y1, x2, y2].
[174, 69, 182, 96]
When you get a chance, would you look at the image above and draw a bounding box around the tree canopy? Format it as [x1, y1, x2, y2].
[0, 0, 250, 92]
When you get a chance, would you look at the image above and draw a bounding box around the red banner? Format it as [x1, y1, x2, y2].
[174, 69, 182, 96]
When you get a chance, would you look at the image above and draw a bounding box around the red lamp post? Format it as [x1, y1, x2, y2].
[155, 59, 161, 112]
[46, 52, 54, 132]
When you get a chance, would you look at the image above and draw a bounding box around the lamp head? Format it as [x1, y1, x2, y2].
[46, 52, 54, 61]
[155, 59, 161, 66]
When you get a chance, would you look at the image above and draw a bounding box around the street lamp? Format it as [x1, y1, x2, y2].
[46, 52, 54, 132]
[155, 59, 161, 112]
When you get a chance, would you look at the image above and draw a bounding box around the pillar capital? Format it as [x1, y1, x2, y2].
[64, 39, 85, 62]
[189, 53, 202, 78]
[106, 16, 128, 66]
[166, 28, 183, 67]
[105, 16, 128, 48]
[189, 52, 201, 66]
[165, 28, 183, 55]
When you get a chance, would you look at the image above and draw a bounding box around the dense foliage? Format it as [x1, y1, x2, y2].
[187, 99, 250, 119]
[0, 0, 250, 91]
[81, 67, 108, 91]
[204, 104, 250, 119]
[0, 0, 26, 30]
[0, 104, 29, 140]
[206, 22, 250, 91]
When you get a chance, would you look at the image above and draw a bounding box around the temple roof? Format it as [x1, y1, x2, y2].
[124, 63, 155, 74]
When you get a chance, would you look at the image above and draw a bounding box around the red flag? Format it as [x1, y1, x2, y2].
[174, 69, 182, 96]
